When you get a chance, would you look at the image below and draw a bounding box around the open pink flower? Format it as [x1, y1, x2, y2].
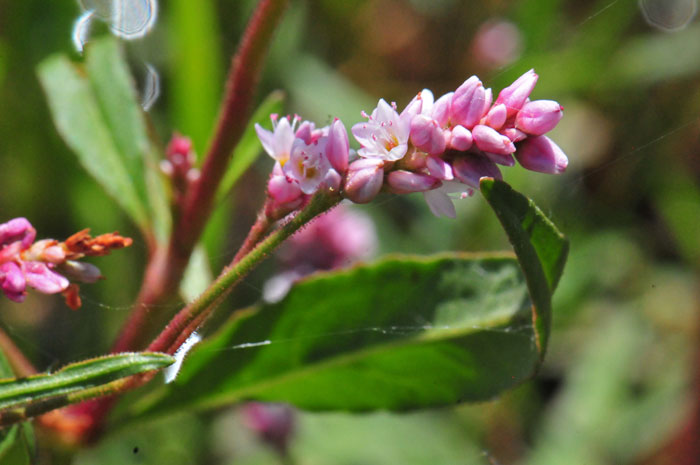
[352, 99, 411, 161]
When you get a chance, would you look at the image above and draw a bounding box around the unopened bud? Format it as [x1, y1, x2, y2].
[515, 135, 568, 174]
[426, 156, 454, 180]
[410, 115, 447, 155]
[451, 76, 487, 128]
[386, 170, 441, 194]
[449, 125, 473, 151]
[495, 69, 538, 117]
[326, 119, 349, 173]
[343, 159, 384, 204]
[453, 155, 502, 189]
[515, 100, 563, 136]
[472, 124, 516, 155]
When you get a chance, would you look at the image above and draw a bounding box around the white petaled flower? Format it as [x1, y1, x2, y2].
[284, 137, 331, 195]
[352, 99, 411, 161]
[255, 115, 298, 166]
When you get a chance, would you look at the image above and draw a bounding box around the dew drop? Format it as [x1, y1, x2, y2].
[639, 0, 698, 32]
[72, 10, 95, 54]
[77, 0, 158, 41]
[141, 63, 160, 111]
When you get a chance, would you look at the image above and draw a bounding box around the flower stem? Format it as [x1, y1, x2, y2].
[149, 192, 341, 355]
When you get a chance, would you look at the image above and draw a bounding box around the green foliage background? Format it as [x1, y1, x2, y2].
[1, 0, 699, 463]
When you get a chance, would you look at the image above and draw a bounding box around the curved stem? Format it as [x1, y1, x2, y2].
[149, 192, 341, 354]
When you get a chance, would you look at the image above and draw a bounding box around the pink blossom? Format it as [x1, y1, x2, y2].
[255, 115, 298, 166]
[352, 99, 411, 161]
[284, 137, 331, 195]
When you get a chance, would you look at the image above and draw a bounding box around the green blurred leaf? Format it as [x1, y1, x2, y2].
[180, 244, 214, 302]
[37, 38, 170, 239]
[132, 254, 542, 418]
[169, 0, 222, 156]
[0, 353, 174, 426]
[481, 178, 568, 355]
[0, 337, 33, 463]
[215, 90, 285, 204]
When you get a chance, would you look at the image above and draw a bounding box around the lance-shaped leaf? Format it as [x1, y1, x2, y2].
[37, 37, 170, 239]
[480, 178, 569, 356]
[0, 352, 174, 427]
[127, 181, 566, 418]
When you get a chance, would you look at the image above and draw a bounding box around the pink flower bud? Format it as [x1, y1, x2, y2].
[268, 171, 303, 205]
[495, 69, 538, 117]
[23, 262, 69, 294]
[0, 217, 36, 249]
[484, 152, 515, 167]
[323, 168, 342, 192]
[426, 155, 454, 180]
[344, 159, 384, 204]
[387, 170, 441, 194]
[451, 76, 487, 129]
[449, 125, 473, 151]
[410, 115, 447, 155]
[472, 124, 516, 155]
[515, 135, 568, 174]
[166, 134, 195, 173]
[484, 103, 507, 130]
[431, 92, 453, 127]
[295, 120, 316, 144]
[503, 127, 527, 143]
[453, 155, 502, 189]
[325, 119, 349, 173]
[1, 262, 26, 302]
[515, 100, 563, 135]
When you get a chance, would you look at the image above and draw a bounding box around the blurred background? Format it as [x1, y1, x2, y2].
[1, 0, 700, 463]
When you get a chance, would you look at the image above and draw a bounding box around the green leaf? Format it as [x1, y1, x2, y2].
[131, 254, 540, 418]
[0, 352, 174, 426]
[37, 37, 170, 239]
[180, 244, 213, 302]
[0, 340, 33, 463]
[215, 91, 285, 204]
[126, 181, 566, 419]
[480, 178, 568, 355]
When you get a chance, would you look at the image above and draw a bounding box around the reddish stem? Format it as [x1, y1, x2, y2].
[50, 0, 291, 444]
[110, 0, 290, 354]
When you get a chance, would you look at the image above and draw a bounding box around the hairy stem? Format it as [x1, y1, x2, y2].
[149, 192, 341, 354]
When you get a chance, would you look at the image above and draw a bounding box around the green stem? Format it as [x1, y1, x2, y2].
[149, 192, 341, 355]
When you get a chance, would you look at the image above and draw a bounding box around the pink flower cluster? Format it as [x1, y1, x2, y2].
[256, 115, 349, 219]
[0, 218, 132, 308]
[256, 69, 567, 219]
[349, 69, 567, 217]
